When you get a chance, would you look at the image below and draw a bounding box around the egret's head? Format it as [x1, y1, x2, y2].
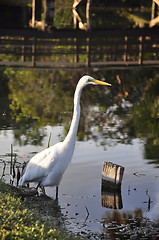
[79, 75, 111, 87]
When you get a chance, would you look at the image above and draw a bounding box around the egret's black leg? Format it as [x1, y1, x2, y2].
[34, 183, 40, 196]
[41, 186, 46, 195]
[36, 183, 40, 189]
[55, 186, 59, 201]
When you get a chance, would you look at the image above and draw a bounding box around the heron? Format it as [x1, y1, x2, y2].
[18, 75, 111, 199]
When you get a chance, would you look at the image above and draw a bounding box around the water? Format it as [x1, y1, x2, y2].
[1, 67, 159, 238]
[1, 126, 159, 235]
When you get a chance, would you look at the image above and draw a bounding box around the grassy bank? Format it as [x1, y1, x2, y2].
[0, 180, 78, 240]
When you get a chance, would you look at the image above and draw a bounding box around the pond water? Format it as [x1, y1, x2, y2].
[0, 67, 159, 238]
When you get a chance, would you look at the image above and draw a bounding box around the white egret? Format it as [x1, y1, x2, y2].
[18, 75, 111, 199]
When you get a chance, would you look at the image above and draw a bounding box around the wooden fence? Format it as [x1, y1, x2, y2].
[0, 28, 159, 69]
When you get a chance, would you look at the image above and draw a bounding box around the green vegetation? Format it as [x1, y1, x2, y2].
[54, 0, 72, 29]
[1, 67, 159, 163]
[4, 68, 109, 142]
[129, 71, 159, 163]
[0, 180, 78, 240]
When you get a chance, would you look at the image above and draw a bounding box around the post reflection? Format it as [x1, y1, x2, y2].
[101, 188, 123, 210]
[101, 161, 124, 210]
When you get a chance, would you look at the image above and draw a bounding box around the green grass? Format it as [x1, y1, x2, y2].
[0, 180, 78, 240]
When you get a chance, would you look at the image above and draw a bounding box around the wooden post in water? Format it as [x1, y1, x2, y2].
[102, 162, 124, 190]
[101, 162, 124, 209]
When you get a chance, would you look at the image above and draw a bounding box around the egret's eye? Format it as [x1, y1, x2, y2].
[88, 78, 94, 83]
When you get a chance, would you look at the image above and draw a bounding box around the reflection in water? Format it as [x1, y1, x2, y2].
[101, 162, 124, 209]
[0, 67, 157, 147]
[103, 208, 159, 240]
[1, 67, 159, 160]
[1, 67, 159, 237]
[103, 208, 142, 239]
[101, 189, 123, 210]
[129, 72, 159, 165]
[0, 145, 25, 187]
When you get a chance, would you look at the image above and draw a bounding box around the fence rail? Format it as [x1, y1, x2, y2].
[0, 28, 159, 69]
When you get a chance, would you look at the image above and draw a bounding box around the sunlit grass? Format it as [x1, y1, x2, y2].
[0, 180, 78, 240]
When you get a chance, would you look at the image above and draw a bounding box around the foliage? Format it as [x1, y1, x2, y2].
[0, 180, 77, 240]
[6, 68, 111, 143]
[128, 72, 159, 162]
[103, 208, 159, 239]
[54, 0, 72, 29]
[1, 67, 159, 159]
[8, 69, 72, 125]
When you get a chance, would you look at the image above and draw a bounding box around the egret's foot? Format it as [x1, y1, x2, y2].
[36, 183, 46, 195]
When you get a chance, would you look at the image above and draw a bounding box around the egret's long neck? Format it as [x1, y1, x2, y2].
[64, 83, 83, 144]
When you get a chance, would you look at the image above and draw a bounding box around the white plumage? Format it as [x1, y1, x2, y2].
[18, 75, 111, 199]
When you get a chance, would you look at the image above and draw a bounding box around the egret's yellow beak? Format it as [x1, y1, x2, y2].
[92, 79, 111, 86]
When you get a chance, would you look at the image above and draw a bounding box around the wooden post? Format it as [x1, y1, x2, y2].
[73, 1, 81, 29]
[86, 37, 91, 67]
[72, 1, 87, 30]
[150, 0, 159, 27]
[73, 0, 82, 9]
[123, 36, 128, 62]
[32, 0, 35, 27]
[86, 0, 92, 30]
[102, 162, 124, 190]
[72, 1, 80, 63]
[21, 37, 25, 63]
[138, 36, 143, 65]
[74, 38, 79, 64]
[32, 37, 36, 67]
[151, 0, 157, 19]
[101, 162, 124, 209]
[73, 9, 78, 29]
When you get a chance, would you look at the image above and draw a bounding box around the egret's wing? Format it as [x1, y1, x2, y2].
[22, 142, 62, 183]
[29, 147, 54, 165]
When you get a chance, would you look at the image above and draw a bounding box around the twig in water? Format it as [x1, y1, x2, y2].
[10, 144, 13, 176]
[84, 205, 90, 222]
[146, 189, 153, 211]
[47, 133, 52, 148]
[1, 161, 6, 180]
